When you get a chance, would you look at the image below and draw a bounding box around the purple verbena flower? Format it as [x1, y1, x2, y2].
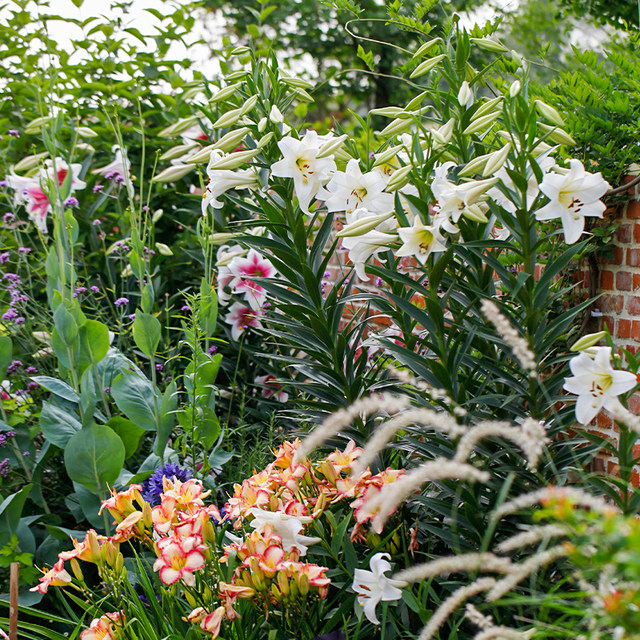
[90, 285, 100, 293]
[93, 184, 104, 193]
[114, 297, 129, 307]
[64, 197, 79, 208]
[0, 252, 9, 264]
[0, 458, 10, 477]
[3, 213, 14, 223]
[7, 360, 22, 375]
[25, 366, 37, 374]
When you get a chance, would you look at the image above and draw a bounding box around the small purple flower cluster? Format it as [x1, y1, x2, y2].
[141, 462, 192, 506]
[0, 431, 16, 448]
[320, 270, 331, 299]
[114, 297, 129, 308]
[112, 240, 130, 254]
[6, 360, 22, 375]
[1, 260, 28, 325]
[0, 458, 10, 477]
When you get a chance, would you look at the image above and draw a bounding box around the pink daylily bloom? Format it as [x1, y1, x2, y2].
[224, 302, 263, 340]
[153, 535, 206, 586]
[30, 559, 72, 593]
[255, 374, 288, 402]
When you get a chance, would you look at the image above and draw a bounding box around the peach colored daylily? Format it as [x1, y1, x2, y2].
[153, 536, 206, 586]
[30, 559, 72, 593]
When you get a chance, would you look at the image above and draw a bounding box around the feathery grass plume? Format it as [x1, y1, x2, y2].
[293, 393, 410, 463]
[365, 460, 490, 533]
[393, 553, 514, 584]
[417, 577, 496, 640]
[480, 299, 537, 376]
[486, 545, 568, 602]
[465, 604, 493, 630]
[351, 408, 465, 478]
[607, 398, 640, 435]
[493, 486, 615, 521]
[495, 524, 566, 554]
[473, 627, 534, 640]
[453, 419, 548, 470]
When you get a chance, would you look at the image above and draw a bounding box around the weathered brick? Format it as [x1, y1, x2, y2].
[603, 294, 624, 313]
[627, 248, 640, 266]
[607, 461, 620, 476]
[618, 224, 632, 243]
[634, 223, 640, 243]
[627, 345, 640, 355]
[633, 321, 640, 341]
[628, 296, 640, 315]
[596, 412, 613, 428]
[618, 319, 632, 338]
[627, 199, 640, 219]
[634, 274, 640, 290]
[617, 271, 632, 290]
[613, 246, 624, 265]
[601, 316, 615, 333]
[628, 394, 640, 414]
[600, 270, 614, 289]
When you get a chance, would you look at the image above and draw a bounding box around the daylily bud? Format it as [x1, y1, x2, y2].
[317, 134, 348, 159]
[410, 54, 446, 78]
[470, 37, 508, 53]
[482, 142, 511, 177]
[206, 148, 259, 170]
[509, 80, 521, 97]
[336, 211, 394, 237]
[151, 164, 195, 182]
[463, 111, 500, 136]
[412, 38, 442, 58]
[257, 132, 274, 149]
[538, 123, 576, 146]
[69, 558, 84, 582]
[462, 203, 489, 223]
[373, 145, 403, 167]
[405, 90, 429, 111]
[474, 97, 503, 120]
[535, 100, 565, 127]
[313, 492, 328, 518]
[102, 541, 119, 567]
[158, 116, 199, 138]
[269, 105, 283, 123]
[298, 573, 310, 596]
[155, 242, 173, 256]
[385, 164, 413, 191]
[114, 552, 124, 574]
[160, 143, 198, 161]
[457, 81, 472, 107]
[212, 107, 243, 129]
[76, 126, 98, 138]
[210, 82, 243, 103]
[240, 95, 259, 116]
[14, 152, 48, 172]
[258, 117, 268, 132]
[570, 331, 607, 352]
[380, 117, 413, 138]
[277, 571, 290, 597]
[142, 501, 153, 528]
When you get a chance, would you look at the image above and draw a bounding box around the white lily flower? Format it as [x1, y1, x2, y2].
[93, 145, 134, 198]
[536, 159, 610, 244]
[563, 346, 637, 424]
[396, 216, 447, 265]
[341, 229, 397, 280]
[270, 130, 336, 214]
[317, 158, 394, 215]
[247, 507, 320, 556]
[352, 553, 407, 625]
[202, 150, 259, 214]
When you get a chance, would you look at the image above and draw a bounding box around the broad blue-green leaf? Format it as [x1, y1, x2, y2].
[155, 380, 177, 455]
[31, 376, 79, 403]
[111, 370, 160, 431]
[64, 424, 125, 494]
[107, 416, 144, 458]
[132, 312, 161, 358]
[53, 304, 78, 346]
[40, 401, 81, 448]
[79, 320, 110, 368]
[0, 485, 32, 547]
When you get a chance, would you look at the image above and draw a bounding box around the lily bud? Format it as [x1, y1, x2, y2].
[298, 573, 310, 597]
[212, 128, 250, 154]
[76, 126, 98, 138]
[336, 211, 394, 238]
[405, 90, 429, 111]
[459, 154, 490, 177]
[280, 76, 315, 89]
[210, 82, 243, 103]
[373, 144, 403, 167]
[462, 203, 489, 223]
[463, 111, 500, 136]
[482, 142, 511, 177]
[570, 331, 607, 352]
[216, 248, 247, 267]
[410, 54, 446, 78]
[509, 80, 521, 97]
[412, 37, 442, 58]
[380, 117, 413, 138]
[152, 209, 164, 223]
[240, 95, 259, 116]
[369, 106, 405, 118]
[14, 152, 48, 172]
[457, 81, 472, 107]
[258, 117, 267, 132]
[159, 143, 197, 161]
[151, 163, 195, 183]
[535, 100, 565, 127]
[206, 148, 259, 171]
[293, 88, 314, 103]
[538, 123, 576, 146]
[257, 132, 274, 149]
[155, 242, 173, 256]
[474, 97, 503, 120]
[186, 144, 217, 164]
[25, 115, 52, 134]
[431, 118, 455, 146]
[317, 134, 348, 159]
[385, 164, 413, 191]
[226, 70, 248, 82]
[470, 37, 508, 53]
[212, 107, 243, 129]
[277, 571, 290, 598]
[269, 105, 283, 123]
[158, 116, 199, 138]
[208, 232, 239, 245]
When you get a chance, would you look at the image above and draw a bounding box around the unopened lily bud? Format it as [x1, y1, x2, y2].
[317, 134, 348, 159]
[158, 116, 199, 138]
[336, 211, 394, 238]
[570, 331, 607, 352]
[431, 118, 455, 147]
[313, 492, 328, 518]
[405, 90, 429, 111]
[206, 148, 259, 170]
[538, 123, 576, 146]
[25, 115, 52, 134]
[380, 117, 413, 138]
[121, 264, 133, 278]
[155, 242, 172, 256]
[293, 88, 314, 103]
[385, 164, 413, 191]
[14, 152, 48, 172]
[159, 143, 198, 161]
[210, 82, 243, 103]
[240, 95, 259, 116]
[76, 126, 98, 138]
[459, 154, 490, 177]
[257, 132, 274, 149]
[369, 106, 405, 118]
[483, 142, 511, 177]
[258, 117, 268, 132]
[317, 461, 338, 484]
[152, 209, 164, 223]
[462, 203, 489, 223]
[470, 37, 508, 53]
[269, 105, 283, 124]
[208, 232, 239, 245]
[474, 97, 503, 120]
[457, 81, 472, 107]
[142, 502, 153, 528]
[216, 248, 246, 267]
[69, 558, 84, 582]
[463, 111, 500, 136]
[412, 37, 442, 58]
[280, 76, 314, 90]
[509, 80, 521, 97]
[410, 54, 446, 78]
[226, 70, 248, 81]
[298, 573, 310, 597]
[152, 163, 195, 183]
[114, 552, 124, 574]
[373, 145, 403, 167]
[277, 572, 290, 597]
[185, 592, 199, 609]
[212, 107, 243, 129]
[187, 143, 217, 164]
[535, 100, 565, 127]
[103, 541, 118, 567]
